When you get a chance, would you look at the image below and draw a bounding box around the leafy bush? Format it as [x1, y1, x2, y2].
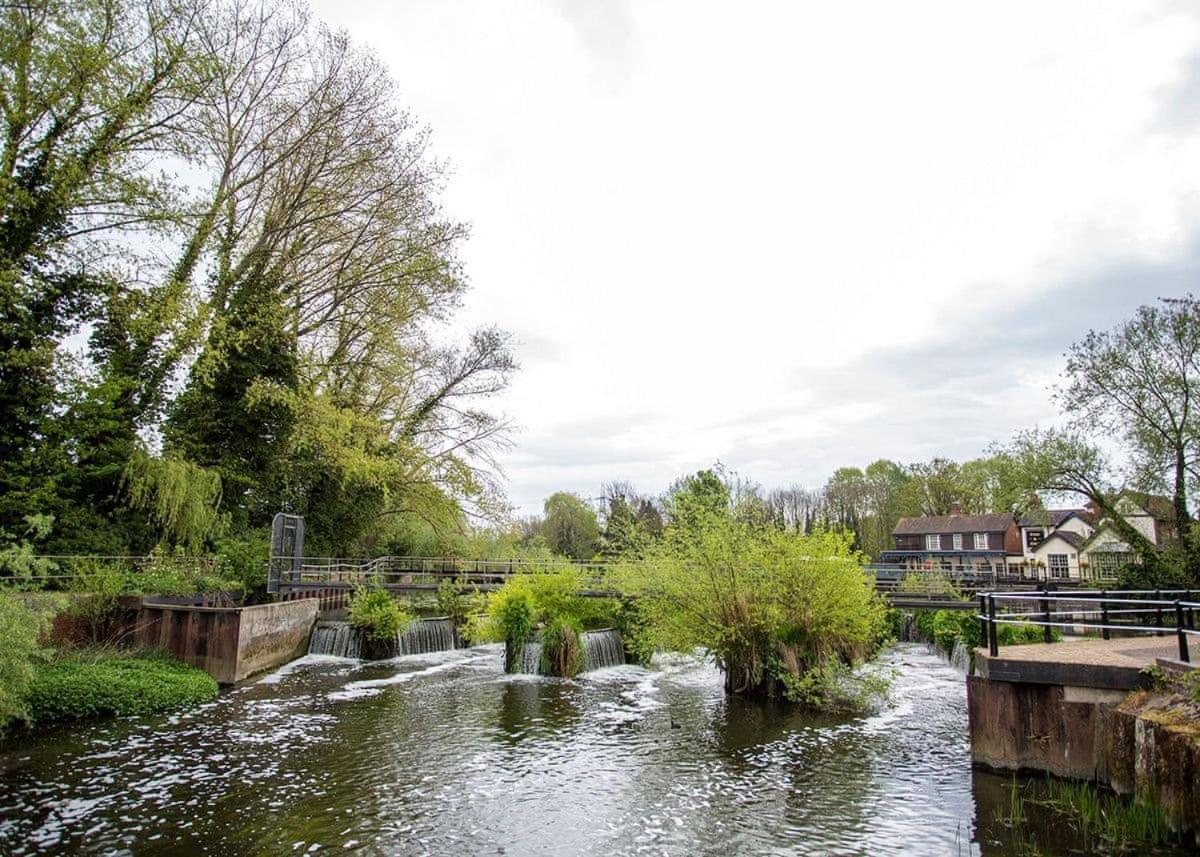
[214, 531, 270, 598]
[66, 559, 126, 642]
[348, 586, 412, 641]
[539, 618, 583, 677]
[25, 651, 218, 723]
[0, 595, 52, 728]
[616, 508, 888, 707]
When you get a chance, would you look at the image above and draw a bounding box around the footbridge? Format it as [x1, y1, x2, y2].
[268, 554, 1111, 608]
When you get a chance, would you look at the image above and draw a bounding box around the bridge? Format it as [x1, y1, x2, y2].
[268, 554, 1116, 610]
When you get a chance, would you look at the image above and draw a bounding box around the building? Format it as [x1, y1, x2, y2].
[1078, 493, 1177, 578]
[882, 503, 1020, 575]
[1014, 507, 1095, 580]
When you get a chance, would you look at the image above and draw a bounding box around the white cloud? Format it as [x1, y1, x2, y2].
[310, 0, 1200, 513]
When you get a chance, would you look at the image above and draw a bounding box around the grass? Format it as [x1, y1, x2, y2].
[998, 776, 1181, 854]
[24, 649, 219, 724]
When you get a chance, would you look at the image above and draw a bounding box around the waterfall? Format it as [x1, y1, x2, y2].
[516, 640, 543, 674]
[582, 629, 625, 671]
[948, 638, 971, 673]
[308, 618, 457, 659]
[511, 630, 625, 675]
[309, 621, 363, 658]
[396, 617, 456, 656]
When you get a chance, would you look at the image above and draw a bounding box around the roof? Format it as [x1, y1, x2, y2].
[1116, 492, 1176, 523]
[1033, 530, 1084, 551]
[892, 513, 1015, 536]
[1018, 508, 1093, 528]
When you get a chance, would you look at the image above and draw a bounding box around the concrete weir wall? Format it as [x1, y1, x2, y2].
[133, 599, 317, 685]
[968, 674, 1200, 839]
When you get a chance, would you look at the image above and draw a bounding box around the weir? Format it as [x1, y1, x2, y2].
[308, 618, 457, 658]
[513, 629, 625, 675]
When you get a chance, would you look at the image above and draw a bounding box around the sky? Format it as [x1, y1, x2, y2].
[309, 0, 1200, 516]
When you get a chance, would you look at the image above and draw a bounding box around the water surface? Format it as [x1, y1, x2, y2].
[0, 643, 1185, 855]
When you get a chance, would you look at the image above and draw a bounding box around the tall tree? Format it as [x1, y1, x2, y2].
[540, 492, 599, 560]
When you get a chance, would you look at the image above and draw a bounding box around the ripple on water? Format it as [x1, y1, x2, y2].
[3, 642, 1179, 856]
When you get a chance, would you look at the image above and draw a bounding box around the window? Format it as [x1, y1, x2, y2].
[952, 533, 963, 551]
[926, 534, 940, 551]
[1048, 554, 1070, 579]
[1026, 530, 1043, 550]
[1089, 552, 1127, 579]
[974, 533, 988, 550]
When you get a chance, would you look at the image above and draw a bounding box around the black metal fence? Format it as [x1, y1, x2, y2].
[977, 589, 1200, 663]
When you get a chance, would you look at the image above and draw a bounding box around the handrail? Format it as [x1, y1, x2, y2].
[977, 588, 1198, 664]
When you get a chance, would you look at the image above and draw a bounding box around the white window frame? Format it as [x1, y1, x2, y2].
[1048, 554, 1070, 579]
[974, 533, 988, 551]
[926, 534, 940, 551]
[952, 533, 963, 551]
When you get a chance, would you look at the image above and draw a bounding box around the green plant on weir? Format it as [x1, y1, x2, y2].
[348, 587, 412, 641]
[539, 618, 583, 678]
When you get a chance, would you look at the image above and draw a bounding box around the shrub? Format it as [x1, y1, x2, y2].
[66, 559, 126, 643]
[348, 587, 412, 641]
[25, 651, 218, 723]
[0, 594, 52, 728]
[539, 618, 583, 677]
[214, 531, 270, 599]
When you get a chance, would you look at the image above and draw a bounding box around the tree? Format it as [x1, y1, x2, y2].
[540, 492, 599, 560]
[599, 481, 662, 557]
[1057, 296, 1200, 573]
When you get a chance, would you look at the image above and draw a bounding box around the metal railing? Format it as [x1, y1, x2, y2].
[0, 555, 224, 591]
[977, 589, 1200, 663]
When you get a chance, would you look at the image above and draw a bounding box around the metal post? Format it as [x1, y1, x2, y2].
[1100, 590, 1110, 640]
[978, 593, 987, 649]
[1177, 601, 1190, 664]
[1041, 587, 1052, 644]
[988, 595, 999, 657]
[1155, 589, 1163, 637]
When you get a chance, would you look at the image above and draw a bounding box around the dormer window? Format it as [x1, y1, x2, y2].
[952, 534, 963, 550]
[974, 533, 988, 550]
[926, 534, 940, 551]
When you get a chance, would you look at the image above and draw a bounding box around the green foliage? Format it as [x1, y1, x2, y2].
[774, 658, 891, 712]
[539, 618, 583, 678]
[434, 578, 484, 630]
[213, 531, 270, 598]
[348, 587, 413, 642]
[540, 492, 600, 560]
[65, 560, 126, 643]
[617, 494, 888, 707]
[0, 594, 52, 728]
[25, 651, 219, 724]
[122, 450, 226, 553]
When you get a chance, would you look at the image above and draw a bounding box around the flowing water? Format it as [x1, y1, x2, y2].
[0, 643, 1191, 855]
[515, 629, 626, 675]
[309, 618, 457, 659]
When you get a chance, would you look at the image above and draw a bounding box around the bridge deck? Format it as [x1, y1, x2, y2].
[976, 636, 1200, 691]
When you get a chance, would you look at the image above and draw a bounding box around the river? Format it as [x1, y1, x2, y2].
[0, 643, 1187, 855]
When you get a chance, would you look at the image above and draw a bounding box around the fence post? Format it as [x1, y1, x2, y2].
[1177, 601, 1190, 664]
[987, 595, 998, 657]
[1041, 587, 1051, 644]
[1155, 589, 1163, 637]
[978, 594, 987, 649]
[1100, 590, 1110, 641]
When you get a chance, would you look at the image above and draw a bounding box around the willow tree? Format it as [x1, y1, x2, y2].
[618, 474, 887, 708]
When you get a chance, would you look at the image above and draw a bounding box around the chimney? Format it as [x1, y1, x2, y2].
[948, 501, 962, 516]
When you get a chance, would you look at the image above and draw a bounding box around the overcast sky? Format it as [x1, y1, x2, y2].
[310, 0, 1200, 516]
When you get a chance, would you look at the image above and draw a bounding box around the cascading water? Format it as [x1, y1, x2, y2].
[308, 621, 363, 658]
[512, 630, 624, 675]
[582, 629, 625, 672]
[516, 641, 543, 674]
[308, 618, 457, 658]
[396, 617, 456, 655]
[948, 638, 971, 673]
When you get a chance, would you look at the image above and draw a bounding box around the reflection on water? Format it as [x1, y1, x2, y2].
[0, 643, 1187, 855]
